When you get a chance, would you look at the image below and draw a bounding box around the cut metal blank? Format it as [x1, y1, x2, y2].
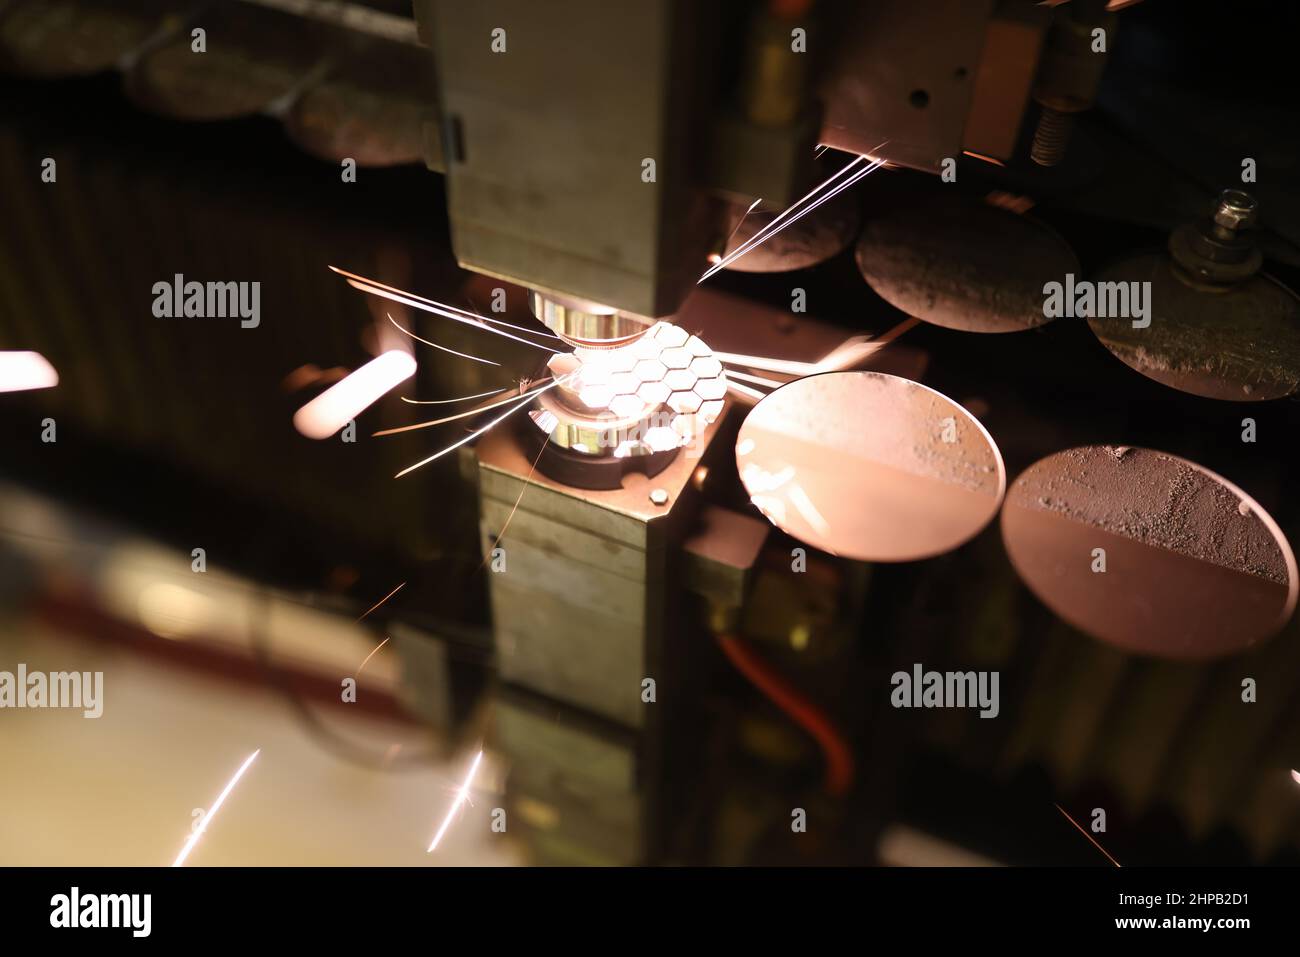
[1001, 445, 1297, 659]
[736, 371, 1005, 562]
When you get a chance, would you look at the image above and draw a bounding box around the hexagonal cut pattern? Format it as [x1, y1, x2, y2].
[578, 384, 615, 409]
[631, 336, 663, 360]
[663, 368, 697, 392]
[655, 324, 688, 348]
[661, 346, 692, 370]
[608, 371, 640, 395]
[634, 359, 667, 382]
[543, 320, 727, 456]
[637, 381, 671, 405]
[695, 376, 727, 401]
[609, 393, 648, 418]
[699, 399, 725, 422]
[668, 391, 702, 414]
[690, 356, 722, 378]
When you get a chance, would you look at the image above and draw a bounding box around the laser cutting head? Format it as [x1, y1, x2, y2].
[524, 321, 727, 488]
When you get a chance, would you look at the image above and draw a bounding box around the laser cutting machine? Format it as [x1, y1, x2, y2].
[4, 0, 1300, 867]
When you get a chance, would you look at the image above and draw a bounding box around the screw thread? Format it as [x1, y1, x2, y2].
[1030, 108, 1073, 167]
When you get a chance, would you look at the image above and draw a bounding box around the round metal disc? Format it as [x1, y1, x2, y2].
[1088, 251, 1300, 401]
[1001, 446, 1297, 659]
[736, 371, 1005, 562]
[856, 196, 1078, 333]
[721, 188, 861, 273]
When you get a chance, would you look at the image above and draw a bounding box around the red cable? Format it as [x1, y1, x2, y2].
[715, 632, 855, 797]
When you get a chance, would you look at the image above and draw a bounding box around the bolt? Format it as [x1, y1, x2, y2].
[1030, 107, 1073, 167]
[649, 488, 669, 506]
[1213, 189, 1257, 236]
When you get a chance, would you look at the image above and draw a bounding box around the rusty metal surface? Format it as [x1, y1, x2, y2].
[1089, 251, 1300, 401]
[1002, 445, 1297, 658]
[856, 195, 1078, 333]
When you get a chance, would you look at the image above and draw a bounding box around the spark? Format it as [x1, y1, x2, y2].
[719, 196, 764, 256]
[394, 376, 570, 478]
[330, 266, 561, 352]
[172, 749, 260, 867]
[428, 749, 484, 852]
[386, 314, 500, 366]
[962, 149, 1006, 167]
[355, 581, 405, 623]
[373, 377, 555, 437]
[293, 350, 416, 439]
[0, 351, 58, 393]
[479, 420, 556, 573]
[401, 387, 508, 405]
[1054, 804, 1122, 868]
[355, 636, 389, 678]
[726, 379, 769, 404]
[724, 367, 787, 390]
[701, 150, 887, 280]
[718, 316, 921, 378]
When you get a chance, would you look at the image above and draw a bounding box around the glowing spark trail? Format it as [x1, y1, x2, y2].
[726, 379, 768, 404]
[331, 266, 561, 351]
[355, 581, 405, 623]
[401, 387, 508, 405]
[701, 150, 886, 280]
[355, 637, 389, 678]
[1054, 804, 1122, 868]
[394, 376, 570, 478]
[717, 316, 921, 378]
[387, 314, 500, 366]
[373, 377, 555, 437]
[723, 368, 787, 390]
[172, 749, 260, 867]
[428, 749, 484, 852]
[332, 266, 563, 338]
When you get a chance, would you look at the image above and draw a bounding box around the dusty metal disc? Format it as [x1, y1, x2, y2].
[856, 196, 1078, 333]
[1001, 446, 1297, 659]
[736, 371, 1005, 562]
[1088, 251, 1300, 401]
[720, 189, 861, 273]
[0, 0, 169, 77]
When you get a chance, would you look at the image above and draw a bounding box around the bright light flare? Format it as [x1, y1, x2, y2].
[0, 351, 58, 393]
[293, 349, 416, 439]
[1292, 768, 1300, 786]
[172, 749, 261, 867]
[427, 749, 484, 853]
